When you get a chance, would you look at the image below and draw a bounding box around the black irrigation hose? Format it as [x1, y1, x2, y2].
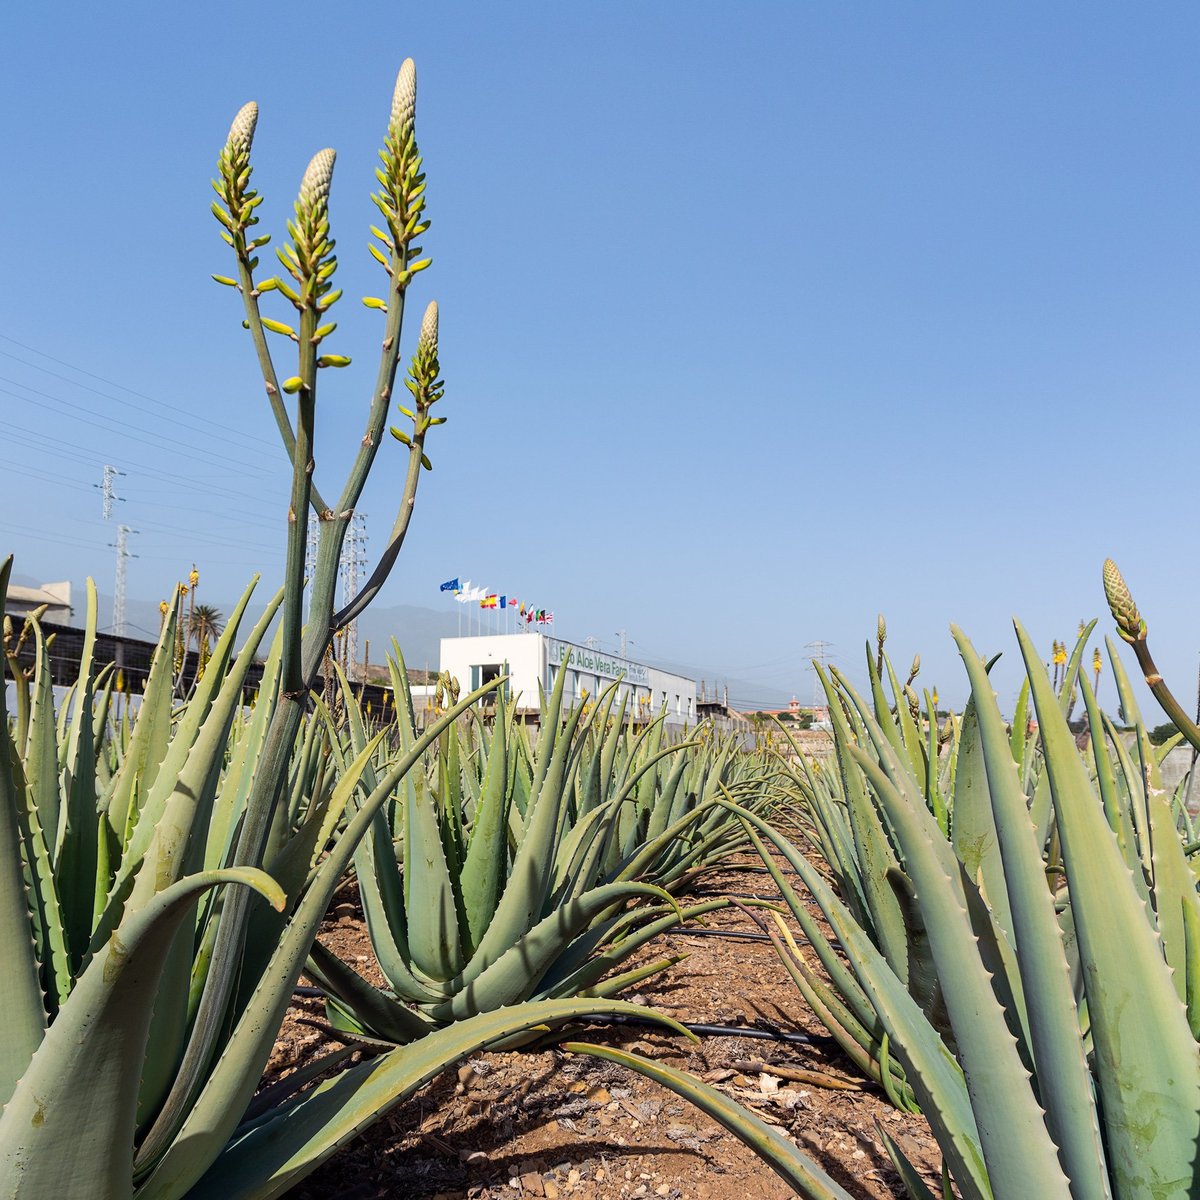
[664, 928, 774, 943]
[291, 987, 840, 1048]
[683, 891, 783, 902]
[581, 1012, 840, 1049]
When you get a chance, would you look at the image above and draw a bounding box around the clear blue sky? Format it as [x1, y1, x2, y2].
[3, 4, 1198, 713]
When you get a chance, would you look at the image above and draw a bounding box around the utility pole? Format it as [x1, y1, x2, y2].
[340, 513, 368, 680]
[615, 629, 629, 658]
[111, 524, 138, 640]
[805, 640, 834, 711]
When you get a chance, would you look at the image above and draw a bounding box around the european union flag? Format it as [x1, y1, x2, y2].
[439, 577, 460, 592]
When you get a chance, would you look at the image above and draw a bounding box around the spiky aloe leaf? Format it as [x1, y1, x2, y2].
[0, 867, 283, 1200]
[1015, 618, 1200, 1198]
[104, 602, 178, 846]
[458, 704, 509, 954]
[952, 626, 1110, 1199]
[0, 558, 48, 1108]
[23, 619, 61, 865]
[564, 1042, 856, 1200]
[54, 578, 100, 972]
[135, 681, 504, 1199]
[429, 881, 679, 1021]
[186, 999, 687, 1200]
[728, 803, 991, 1200]
[402, 747, 463, 980]
[307, 940, 436, 1045]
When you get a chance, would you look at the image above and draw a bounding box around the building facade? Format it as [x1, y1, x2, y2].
[439, 633, 697, 729]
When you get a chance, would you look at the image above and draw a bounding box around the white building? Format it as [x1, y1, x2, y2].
[439, 633, 697, 729]
[5, 581, 72, 624]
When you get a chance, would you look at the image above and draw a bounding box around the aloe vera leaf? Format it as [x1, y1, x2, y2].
[1144, 774, 1200, 1005]
[867, 644, 910, 761]
[206, 628, 284, 874]
[542, 899, 727, 998]
[128, 588, 282, 911]
[353, 788, 446, 1006]
[564, 1042, 856, 1200]
[878, 1125, 940, 1200]
[430, 881, 678, 1021]
[54, 579, 100, 971]
[402, 757, 462, 980]
[1016, 619, 1200, 1198]
[580, 954, 682, 999]
[844, 738, 1064, 1200]
[1058, 620, 1097, 717]
[1010, 679, 1030, 767]
[818, 667, 904, 963]
[23, 619, 61, 866]
[0, 561, 48, 1107]
[305, 939, 435, 1044]
[105, 608, 178, 850]
[841, 671, 1030, 1040]
[456, 684, 587, 988]
[0, 866, 283, 1200]
[768, 912, 914, 1104]
[949, 690, 1015, 947]
[730, 806, 992, 1200]
[187, 1000, 686, 1200]
[11, 733, 70, 1019]
[458, 706, 509, 955]
[105, 580, 268, 920]
[134, 682, 504, 1196]
[953, 627, 1111, 1200]
[1079, 675, 1141, 872]
[884, 653, 929, 794]
[1102, 707, 1154, 892]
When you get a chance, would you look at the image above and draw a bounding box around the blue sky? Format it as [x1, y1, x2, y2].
[2, 4, 1198, 712]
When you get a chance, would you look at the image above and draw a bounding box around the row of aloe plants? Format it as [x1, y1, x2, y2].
[701, 562, 1200, 1199]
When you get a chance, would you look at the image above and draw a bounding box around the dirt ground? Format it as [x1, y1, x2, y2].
[271, 861, 943, 1199]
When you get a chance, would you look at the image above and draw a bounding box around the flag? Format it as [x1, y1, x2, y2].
[544, 612, 554, 624]
[499, 596, 507, 609]
[481, 594, 499, 609]
[439, 577, 460, 592]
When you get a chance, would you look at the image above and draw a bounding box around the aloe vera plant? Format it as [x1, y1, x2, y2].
[311, 651, 757, 1042]
[718, 611, 1200, 1198]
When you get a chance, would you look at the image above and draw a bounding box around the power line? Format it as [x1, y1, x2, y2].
[0, 377, 276, 480]
[0, 340, 281, 453]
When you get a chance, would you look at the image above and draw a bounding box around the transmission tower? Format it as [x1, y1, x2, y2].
[111, 524, 138, 638]
[340, 513, 368, 679]
[304, 523, 319, 618]
[805, 640, 834, 711]
[96, 464, 125, 520]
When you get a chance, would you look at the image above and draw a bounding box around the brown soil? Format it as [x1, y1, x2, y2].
[271, 862, 943, 1200]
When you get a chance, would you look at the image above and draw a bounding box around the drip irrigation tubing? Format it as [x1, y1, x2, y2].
[579, 1013, 840, 1048]
[664, 928, 773, 943]
[291, 986, 839, 1049]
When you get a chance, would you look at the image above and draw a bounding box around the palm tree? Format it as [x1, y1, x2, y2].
[189, 604, 225, 667]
